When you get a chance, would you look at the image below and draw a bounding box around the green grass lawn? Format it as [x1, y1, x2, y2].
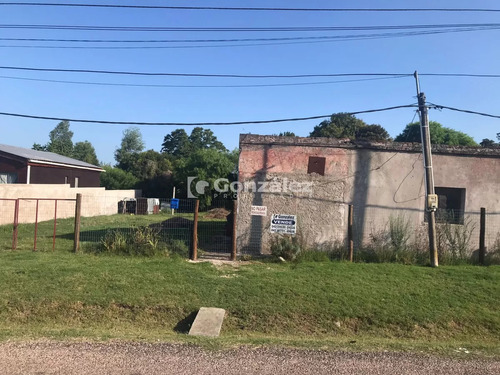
[0, 250, 498, 356]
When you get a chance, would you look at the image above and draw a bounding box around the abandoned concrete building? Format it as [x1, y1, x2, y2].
[236, 134, 500, 255]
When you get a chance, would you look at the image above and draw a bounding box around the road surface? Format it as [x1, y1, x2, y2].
[0, 342, 497, 375]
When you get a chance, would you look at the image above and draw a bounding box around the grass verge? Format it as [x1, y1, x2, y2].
[0, 251, 498, 356]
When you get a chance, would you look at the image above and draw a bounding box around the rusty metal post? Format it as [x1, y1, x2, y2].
[73, 194, 82, 253]
[33, 199, 39, 251]
[231, 200, 237, 261]
[348, 204, 354, 262]
[12, 198, 19, 250]
[479, 207, 486, 265]
[52, 199, 58, 251]
[191, 200, 199, 260]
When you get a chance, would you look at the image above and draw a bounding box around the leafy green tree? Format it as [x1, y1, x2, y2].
[277, 132, 296, 136]
[73, 141, 99, 165]
[173, 149, 236, 206]
[188, 127, 227, 153]
[480, 138, 497, 147]
[100, 165, 139, 190]
[161, 129, 190, 156]
[161, 127, 227, 158]
[32, 143, 47, 151]
[46, 121, 74, 157]
[395, 121, 477, 146]
[115, 127, 145, 169]
[310, 113, 390, 141]
[355, 124, 391, 141]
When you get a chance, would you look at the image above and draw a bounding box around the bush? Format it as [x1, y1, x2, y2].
[270, 235, 302, 261]
[485, 233, 500, 265]
[84, 226, 168, 256]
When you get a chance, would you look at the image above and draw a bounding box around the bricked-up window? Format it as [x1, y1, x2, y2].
[307, 156, 326, 176]
[435, 187, 466, 224]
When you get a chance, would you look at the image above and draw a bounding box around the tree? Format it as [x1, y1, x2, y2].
[32, 143, 47, 151]
[115, 127, 145, 168]
[188, 127, 227, 153]
[480, 138, 497, 147]
[100, 165, 139, 190]
[394, 121, 477, 146]
[173, 148, 236, 206]
[161, 129, 190, 156]
[354, 124, 391, 141]
[73, 141, 99, 165]
[310, 113, 390, 141]
[161, 127, 227, 157]
[277, 132, 296, 137]
[46, 121, 74, 157]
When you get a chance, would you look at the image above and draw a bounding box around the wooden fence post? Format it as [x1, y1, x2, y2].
[479, 207, 486, 265]
[231, 200, 237, 261]
[348, 204, 354, 262]
[73, 193, 82, 253]
[191, 200, 199, 260]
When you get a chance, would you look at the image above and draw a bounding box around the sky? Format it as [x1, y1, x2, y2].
[1, 0, 499, 164]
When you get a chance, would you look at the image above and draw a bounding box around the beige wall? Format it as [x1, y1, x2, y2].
[237, 135, 500, 254]
[0, 184, 141, 225]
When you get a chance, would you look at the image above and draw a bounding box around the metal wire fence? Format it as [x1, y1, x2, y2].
[0, 194, 498, 262]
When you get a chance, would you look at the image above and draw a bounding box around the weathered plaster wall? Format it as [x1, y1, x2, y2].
[0, 184, 141, 225]
[237, 135, 500, 254]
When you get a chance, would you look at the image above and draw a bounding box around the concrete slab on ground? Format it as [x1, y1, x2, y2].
[188, 307, 226, 337]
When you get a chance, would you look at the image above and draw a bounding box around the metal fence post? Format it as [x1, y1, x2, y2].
[73, 194, 82, 253]
[231, 200, 237, 261]
[191, 200, 199, 260]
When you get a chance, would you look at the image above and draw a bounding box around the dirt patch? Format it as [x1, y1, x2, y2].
[204, 208, 230, 219]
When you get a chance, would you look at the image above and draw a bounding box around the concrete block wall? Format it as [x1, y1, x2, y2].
[0, 184, 141, 225]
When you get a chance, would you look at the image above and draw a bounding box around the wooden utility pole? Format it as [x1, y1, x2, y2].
[414, 71, 439, 267]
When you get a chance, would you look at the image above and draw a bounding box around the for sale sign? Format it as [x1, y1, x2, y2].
[270, 214, 297, 235]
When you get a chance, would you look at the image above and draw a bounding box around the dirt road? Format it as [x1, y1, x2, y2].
[0, 342, 497, 375]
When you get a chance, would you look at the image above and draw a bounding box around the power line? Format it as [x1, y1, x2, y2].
[1, 23, 500, 33]
[1, 28, 497, 49]
[0, 27, 493, 44]
[2, 66, 500, 80]
[0, 66, 411, 79]
[428, 103, 500, 119]
[1, 3, 499, 12]
[0, 105, 418, 126]
[0, 74, 409, 88]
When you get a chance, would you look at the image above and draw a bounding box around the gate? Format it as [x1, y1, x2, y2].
[0, 197, 77, 251]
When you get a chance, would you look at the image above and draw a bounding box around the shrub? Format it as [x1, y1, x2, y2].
[167, 239, 190, 257]
[439, 216, 476, 262]
[84, 226, 168, 256]
[389, 214, 412, 252]
[485, 233, 500, 265]
[270, 235, 301, 261]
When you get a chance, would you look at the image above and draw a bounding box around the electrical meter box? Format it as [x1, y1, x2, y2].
[427, 194, 438, 211]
